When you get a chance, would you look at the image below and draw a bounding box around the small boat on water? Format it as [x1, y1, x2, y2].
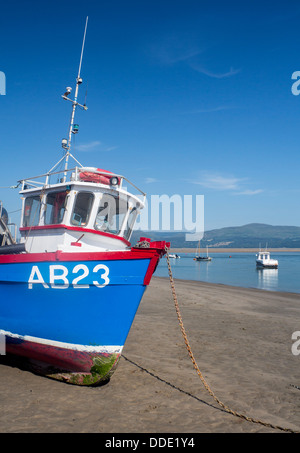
[194, 241, 212, 261]
[0, 18, 169, 385]
[169, 254, 180, 259]
[256, 249, 278, 269]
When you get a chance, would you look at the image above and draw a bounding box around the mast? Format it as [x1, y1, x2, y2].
[62, 16, 89, 182]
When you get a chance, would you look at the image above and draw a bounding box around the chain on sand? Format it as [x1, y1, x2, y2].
[165, 248, 298, 433]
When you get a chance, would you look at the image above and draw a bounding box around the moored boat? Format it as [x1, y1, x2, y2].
[194, 241, 212, 261]
[0, 18, 169, 385]
[256, 250, 278, 269]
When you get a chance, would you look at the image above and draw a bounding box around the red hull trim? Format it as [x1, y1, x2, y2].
[0, 248, 160, 264]
[19, 224, 131, 247]
[6, 338, 120, 385]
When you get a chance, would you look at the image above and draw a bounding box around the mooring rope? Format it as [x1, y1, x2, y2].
[165, 247, 298, 433]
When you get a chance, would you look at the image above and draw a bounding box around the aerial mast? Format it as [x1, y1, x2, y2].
[61, 16, 89, 182]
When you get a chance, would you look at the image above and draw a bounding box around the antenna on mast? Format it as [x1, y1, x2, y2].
[61, 16, 89, 181]
[78, 16, 88, 80]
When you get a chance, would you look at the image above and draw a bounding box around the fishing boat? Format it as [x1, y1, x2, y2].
[194, 241, 212, 261]
[0, 18, 169, 386]
[256, 249, 278, 269]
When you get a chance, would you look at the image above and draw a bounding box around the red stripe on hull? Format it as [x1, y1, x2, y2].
[6, 339, 120, 386]
[0, 248, 158, 262]
[19, 224, 131, 247]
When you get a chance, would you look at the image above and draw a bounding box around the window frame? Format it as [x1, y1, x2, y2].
[94, 192, 129, 236]
[122, 206, 139, 240]
[23, 195, 42, 227]
[44, 190, 68, 226]
[70, 191, 95, 227]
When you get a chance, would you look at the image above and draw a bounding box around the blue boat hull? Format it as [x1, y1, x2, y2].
[0, 246, 165, 385]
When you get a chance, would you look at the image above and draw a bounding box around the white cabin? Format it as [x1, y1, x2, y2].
[256, 251, 278, 269]
[19, 167, 145, 254]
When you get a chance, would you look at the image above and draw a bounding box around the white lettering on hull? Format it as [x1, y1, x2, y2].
[28, 264, 110, 289]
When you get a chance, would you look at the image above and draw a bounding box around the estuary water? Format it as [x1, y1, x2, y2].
[155, 252, 300, 294]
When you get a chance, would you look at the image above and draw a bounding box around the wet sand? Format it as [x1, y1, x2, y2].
[1, 276, 300, 433]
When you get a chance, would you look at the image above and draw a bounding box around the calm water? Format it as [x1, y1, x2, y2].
[155, 252, 300, 294]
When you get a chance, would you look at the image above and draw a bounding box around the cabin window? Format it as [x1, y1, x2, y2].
[44, 191, 67, 225]
[23, 196, 41, 227]
[94, 193, 128, 235]
[123, 207, 138, 240]
[71, 192, 94, 226]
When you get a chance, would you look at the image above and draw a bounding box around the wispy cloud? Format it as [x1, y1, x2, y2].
[76, 141, 117, 153]
[145, 177, 157, 183]
[189, 64, 241, 79]
[192, 172, 262, 195]
[161, 47, 203, 65]
[76, 141, 101, 152]
[234, 189, 263, 196]
[152, 35, 241, 79]
[180, 105, 234, 115]
[193, 172, 245, 191]
[104, 146, 118, 152]
[152, 34, 204, 65]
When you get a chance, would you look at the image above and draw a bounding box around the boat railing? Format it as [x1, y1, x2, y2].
[18, 166, 146, 203]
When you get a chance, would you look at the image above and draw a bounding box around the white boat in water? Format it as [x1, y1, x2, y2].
[256, 250, 278, 269]
[169, 254, 180, 259]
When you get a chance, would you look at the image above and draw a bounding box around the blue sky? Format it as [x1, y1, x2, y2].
[1, 0, 300, 232]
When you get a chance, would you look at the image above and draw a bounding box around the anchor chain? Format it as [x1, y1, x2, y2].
[165, 247, 298, 433]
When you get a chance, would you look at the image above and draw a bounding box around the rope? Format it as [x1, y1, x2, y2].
[122, 355, 223, 412]
[165, 247, 298, 433]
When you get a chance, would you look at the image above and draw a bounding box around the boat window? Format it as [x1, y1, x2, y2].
[123, 207, 138, 240]
[94, 193, 128, 235]
[71, 192, 94, 226]
[23, 195, 41, 227]
[45, 191, 68, 225]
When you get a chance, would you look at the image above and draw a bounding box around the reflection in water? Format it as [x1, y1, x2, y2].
[157, 253, 300, 294]
[256, 268, 278, 291]
[195, 259, 212, 281]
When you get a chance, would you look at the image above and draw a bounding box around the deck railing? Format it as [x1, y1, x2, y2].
[18, 166, 146, 203]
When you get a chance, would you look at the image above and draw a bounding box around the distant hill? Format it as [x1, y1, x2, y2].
[131, 223, 300, 248]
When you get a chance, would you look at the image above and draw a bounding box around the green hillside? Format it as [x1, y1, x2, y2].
[131, 223, 300, 248]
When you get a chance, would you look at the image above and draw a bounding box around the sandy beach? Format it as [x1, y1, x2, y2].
[1, 276, 300, 433]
